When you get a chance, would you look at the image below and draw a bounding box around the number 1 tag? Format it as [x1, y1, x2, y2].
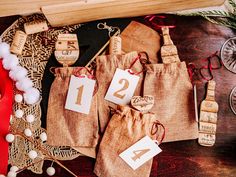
[105, 68, 140, 105]
[65, 75, 95, 114]
[119, 136, 162, 170]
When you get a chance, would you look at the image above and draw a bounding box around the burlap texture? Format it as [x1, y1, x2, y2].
[96, 51, 144, 133]
[143, 62, 198, 142]
[47, 67, 99, 148]
[121, 21, 161, 64]
[94, 105, 160, 177]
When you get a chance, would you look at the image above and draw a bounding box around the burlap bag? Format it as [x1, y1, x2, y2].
[143, 62, 198, 142]
[96, 51, 144, 133]
[47, 67, 99, 148]
[121, 21, 161, 64]
[94, 105, 164, 177]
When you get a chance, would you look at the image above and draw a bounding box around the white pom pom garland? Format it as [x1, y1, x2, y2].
[46, 167, 55, 176]
[0, 42, 10, 58]
[15, 77, 33, 92]
[10, 166, 19, 172]
[26, 114, 35, 123]
[0, 41, 40, 105]
[15, 109, 24, 119]
[9, 66, 27, 81]
[40, 132, 47, 142]
[7, 171, 16, 177]
[2, 54, 19, 70]
[14, 94, 23, 103]
[0, 174, 6, 177]
[28, 150, 37, 159]
[23, 87, 40, 105]
[5, 133, 15, 143]
[24, 128, 32, 137]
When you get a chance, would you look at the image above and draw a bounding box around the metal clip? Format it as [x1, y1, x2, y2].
[97, 22, 120, 37]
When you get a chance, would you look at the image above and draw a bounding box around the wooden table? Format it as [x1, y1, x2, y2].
[0, 14, 236, 177]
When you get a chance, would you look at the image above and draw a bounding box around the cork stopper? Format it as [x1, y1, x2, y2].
[109, 35, 122, 55]
[10, 30, 27, 55]
[160, 27, 180, 63]
[206, 80, 216, 101]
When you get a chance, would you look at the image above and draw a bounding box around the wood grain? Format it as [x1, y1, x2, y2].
[42, 0, 225, 27]
[0, 0, 82, 17]
[1, 14, 236, 177]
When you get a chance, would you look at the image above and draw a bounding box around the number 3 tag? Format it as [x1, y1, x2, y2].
[105, 68, 140, 105]
[119, 136, 162, 170]
[65, 75, 95, 114]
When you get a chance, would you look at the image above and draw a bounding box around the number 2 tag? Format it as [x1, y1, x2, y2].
[105, 68, 140, 105]
[65, 75, 95, 114]
[119, 136, 162, 170]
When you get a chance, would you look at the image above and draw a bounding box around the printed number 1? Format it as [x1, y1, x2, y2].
[76, 85, 84, 105]
[131, 149, 150, 161]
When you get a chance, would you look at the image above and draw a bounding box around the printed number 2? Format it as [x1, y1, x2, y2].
[76, 85, 84, 105]
[113, 79, 129, 99]
[131, 149, 150, 161]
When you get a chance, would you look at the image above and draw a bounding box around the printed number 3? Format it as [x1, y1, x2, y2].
[113, 79, 129, 99]
[131, 149, 150, 161]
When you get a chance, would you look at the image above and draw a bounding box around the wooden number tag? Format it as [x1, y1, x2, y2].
[119, 136, 162, 170]
[55, 34, 79, 66]
[105, 68, 140, 105]
[65, 75, 95, 114]
[131, 95, 154, 112]
[198, 80, 219, 146]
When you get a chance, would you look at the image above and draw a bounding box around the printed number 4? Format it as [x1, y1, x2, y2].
[131, 149, 150, 161]
[76, 85, 84, 105]
[113, 79, 129, 99]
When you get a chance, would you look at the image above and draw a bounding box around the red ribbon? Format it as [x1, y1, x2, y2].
[144, 15, 176, 30]
[0, 59, 13, 175]
[187, 51, 222, 82]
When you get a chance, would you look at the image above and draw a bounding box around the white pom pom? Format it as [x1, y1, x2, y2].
[46, 167, 55, 176]
[15, 109, 24, 118]
[7, 171, 16, 177]
[23, 87, 40, 105]
[28, 150, 37, 159]
[40, 132, 47, 142]
[0, 174, 6, 177]
[9, 66, 28, 81]
[26, 114, 35, 123]
[14, 94, 23, 103]
[2, 54, 19, 70]
[0, 42, 10, 58]
[24, 128, 32, 137]
[10, 166, 19, 172]
[15, 77, 33, 92]
[5, 133, 15, 143]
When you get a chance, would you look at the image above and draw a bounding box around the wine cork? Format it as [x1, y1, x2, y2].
[24, 20, 49, 34]
[55, 34, 79, 51]
[199, 111, 217, 124]
[199, 122, 217, 134]
[10, 30, 27, 55]
[54, 50, 80, 66]
[109, 36, 122, 55]
[198, 132, 215, 146]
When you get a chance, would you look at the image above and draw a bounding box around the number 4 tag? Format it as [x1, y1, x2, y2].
[105, 68, 140, 105]
[65, 75, 95, 114]
[119, 136, 162, 170]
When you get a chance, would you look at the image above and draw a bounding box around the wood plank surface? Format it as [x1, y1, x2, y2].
[0, 14, 236, 177]
[41, 0, 225, 27]
[0, 0, 82, 17]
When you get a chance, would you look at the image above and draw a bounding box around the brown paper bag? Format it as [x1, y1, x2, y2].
[96, 51, 144, 133]
[121, 21, 161, 64]
[47, 67, 99, 148]
[94, 105, 164, 177]
[143, 62, 198, 142]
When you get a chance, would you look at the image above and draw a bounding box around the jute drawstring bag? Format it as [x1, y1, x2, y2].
[143, 27, 198, 142]
[46, 67, 99, 148]
[94, 105, 165, 177]
[95, 51, 145, 133]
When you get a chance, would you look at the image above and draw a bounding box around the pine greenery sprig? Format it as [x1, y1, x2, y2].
[178, 0, 236, 29]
